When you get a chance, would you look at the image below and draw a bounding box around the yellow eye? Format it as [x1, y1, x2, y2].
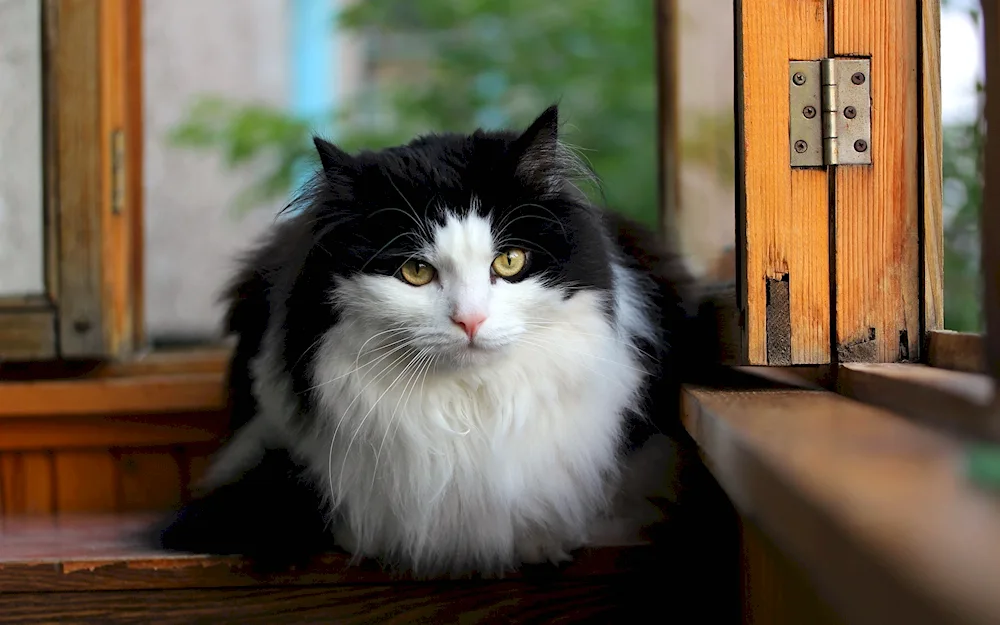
[400, 260, 436, 286]
[492, 248, 527, 278]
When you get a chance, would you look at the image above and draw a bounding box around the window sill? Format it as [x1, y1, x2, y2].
[682, 386, 1000, 625]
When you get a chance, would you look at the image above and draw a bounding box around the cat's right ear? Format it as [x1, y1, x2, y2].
[313, 137, 355, 182]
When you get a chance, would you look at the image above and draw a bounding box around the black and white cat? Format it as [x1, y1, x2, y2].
[153, 105, 708, 576]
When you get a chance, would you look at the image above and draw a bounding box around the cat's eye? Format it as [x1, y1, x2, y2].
[400, 259, 436, 286]
[492, 248, 528, 279]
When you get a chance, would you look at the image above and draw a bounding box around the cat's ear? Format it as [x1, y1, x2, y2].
[313, 137, 355, 183]
[512, 105, 564, 194]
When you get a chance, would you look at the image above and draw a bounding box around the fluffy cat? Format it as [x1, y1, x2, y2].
[152, 105, 709, 577]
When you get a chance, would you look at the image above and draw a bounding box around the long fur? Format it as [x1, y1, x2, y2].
[152, 105, 703, 577]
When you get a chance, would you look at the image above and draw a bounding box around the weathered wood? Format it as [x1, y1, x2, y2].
[682, 386, 1000, 625]
[656, 0, 679, 235]
[53, 0, 106, 356]
[0, 514, 719, 623]
[926, 330, 985, 373]
[738, 0, 830, 365]
[832, 0, 920, 363]
[0, 310, 57, 361]
[921, 0, 944, 336]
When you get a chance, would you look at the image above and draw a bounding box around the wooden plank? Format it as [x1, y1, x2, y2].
[836, 363, 1000, 441]
[53, 451, 118, 514]
[921, 0, 944, 336]
[0, 414, 228, 452]
[0, 373, 226, 418]
[53, 0, 106, 356]
[117, 450, 183, 512]
[926, 330, 985, 373]
[0, 452, 56, 516]
[0, 309, 57, 361]
[99, 0, 134, 359]
[832, 0, 920, 363]
[0, 583, 641, 624]
[683, 387, 1000, 625]
[738, 0, 830, 365]
[983, 1, 1000, 382]
[125, 0, 145, 350]
[741, 517, 843, 625]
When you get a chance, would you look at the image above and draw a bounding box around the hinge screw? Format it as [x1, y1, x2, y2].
[854, 139, 868, 152]
[792, 72, 806, 86]
[851, 72, 866, 85]
[844, 106, 857, 119]
[802, 106, 816, 119]
[794, 140, 808, 153]
[73, 318, 92, 334]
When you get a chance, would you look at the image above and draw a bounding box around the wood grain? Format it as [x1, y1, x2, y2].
[117, 450, 183, 512]
[683, 386, 1000, 625]
[0, 373, 227, 418]
[0, 309, 57, 361]
[53, 0, 106, 357]
[125, 0, 145, 350]
[739, 0, 830, 365]
[983, 1, 1000, 381]
[0, 452, 56, 516]
[54, 451, 118, 514]
[0, 414, 228, 452]
[921, 0, 944, 336]
[0, 583, 644, 625]
[832, 0, 920, 363]
[99, 0, 134, 359]
[0, 515, 681, 624]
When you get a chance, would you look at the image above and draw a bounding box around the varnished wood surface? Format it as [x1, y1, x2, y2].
[683, 387, 1000, 625]
[738, 0, 830, 365]
[0, 373, 227, 418]
[833, 0, 921, 362]
[0, 515, 671, 623]
[835, 363, 999, 440]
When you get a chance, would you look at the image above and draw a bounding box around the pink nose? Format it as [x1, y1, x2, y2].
[451, 313, 487, 340]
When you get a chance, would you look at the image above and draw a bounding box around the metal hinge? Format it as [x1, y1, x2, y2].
[789, 58, 871, 168]
[110, 129, 126, 215]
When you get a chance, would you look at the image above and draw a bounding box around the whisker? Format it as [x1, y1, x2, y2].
[326, 346, 417, 504]
[338, 347, 425, 495]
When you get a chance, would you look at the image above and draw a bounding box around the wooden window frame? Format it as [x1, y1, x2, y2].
[0, 0, 143, 363]
[1, 1, 1000, 620]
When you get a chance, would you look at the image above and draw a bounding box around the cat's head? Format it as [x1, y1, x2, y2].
[290, 105, 616, 368]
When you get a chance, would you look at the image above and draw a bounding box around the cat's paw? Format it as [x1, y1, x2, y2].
[514, 534, 574, 566]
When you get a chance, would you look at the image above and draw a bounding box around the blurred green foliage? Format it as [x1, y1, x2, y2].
[171, 0, 664, 224]
[170, 0, 983, 330]
[940, 0, 984, 331]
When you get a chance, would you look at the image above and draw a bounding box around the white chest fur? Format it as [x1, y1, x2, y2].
[209, 268, 656, 574]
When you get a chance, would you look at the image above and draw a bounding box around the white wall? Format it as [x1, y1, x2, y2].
[0, 0, 43, 295]
[143, 0, 291, 340]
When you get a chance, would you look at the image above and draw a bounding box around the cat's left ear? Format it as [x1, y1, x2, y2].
[512, 105, 564, 194]
[313, 137, 356, 187]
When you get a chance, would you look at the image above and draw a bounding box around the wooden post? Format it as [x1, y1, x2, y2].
[982, 0, 1000, 383]
[738, 0, 831, 365]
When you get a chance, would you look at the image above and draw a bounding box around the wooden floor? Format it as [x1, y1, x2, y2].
[0, 514, 729, 624]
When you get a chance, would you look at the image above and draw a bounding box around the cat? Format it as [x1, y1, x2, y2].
[151, 105, 712, 577]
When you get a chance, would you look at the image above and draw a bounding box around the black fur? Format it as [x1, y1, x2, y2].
[152, 105, 709, 574]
